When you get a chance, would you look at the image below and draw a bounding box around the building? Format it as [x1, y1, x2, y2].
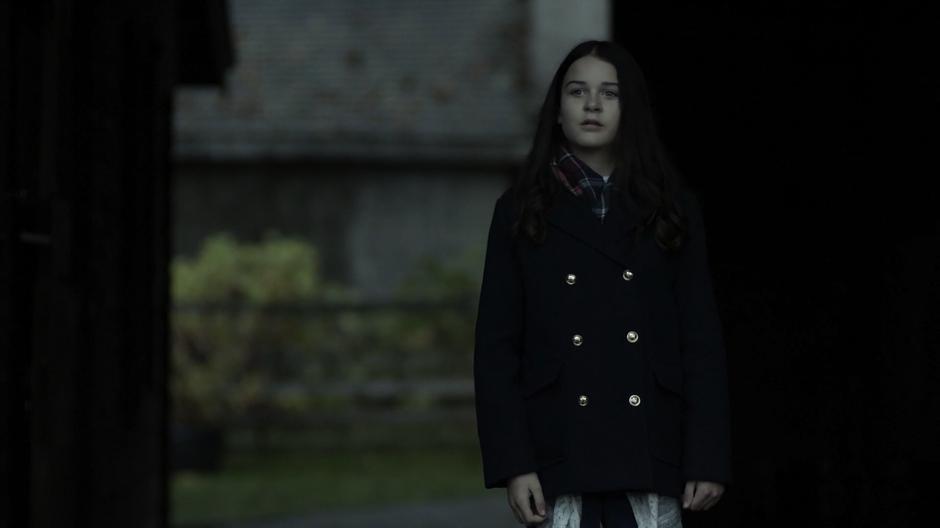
[172, 0, 611, 299]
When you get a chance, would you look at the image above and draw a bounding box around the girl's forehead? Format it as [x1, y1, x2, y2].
[565, 56, 617, 83]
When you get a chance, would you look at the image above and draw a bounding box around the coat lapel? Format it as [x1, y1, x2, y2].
[546, 189, 648, 267]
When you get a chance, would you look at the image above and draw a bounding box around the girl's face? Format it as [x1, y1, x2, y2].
[557, 55, 621, 151]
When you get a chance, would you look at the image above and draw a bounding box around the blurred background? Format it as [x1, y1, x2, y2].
[167, 1, 607, 526]
[2, 1, 938, 527]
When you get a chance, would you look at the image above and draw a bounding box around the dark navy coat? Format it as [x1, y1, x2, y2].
[472, 184, 733, 501]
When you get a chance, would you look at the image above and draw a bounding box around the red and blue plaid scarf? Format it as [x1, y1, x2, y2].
[549, 143, 618, 223]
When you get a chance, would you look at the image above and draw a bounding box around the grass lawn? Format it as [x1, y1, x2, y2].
[170, 429, 487, 526]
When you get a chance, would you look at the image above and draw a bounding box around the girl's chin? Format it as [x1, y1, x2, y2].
[568, 138, 614, 149]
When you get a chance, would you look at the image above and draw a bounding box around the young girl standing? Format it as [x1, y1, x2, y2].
[473, 40, 733, 528]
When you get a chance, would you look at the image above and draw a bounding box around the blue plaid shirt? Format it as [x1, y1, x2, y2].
[549, 144, 618, 222]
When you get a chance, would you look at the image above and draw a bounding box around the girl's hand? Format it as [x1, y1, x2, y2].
[682, 480, 725, 511]
[508, 472, 548, 525]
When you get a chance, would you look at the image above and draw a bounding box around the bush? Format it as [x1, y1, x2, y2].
[170, 231, 481, 431]
[171, 231, 354, 426]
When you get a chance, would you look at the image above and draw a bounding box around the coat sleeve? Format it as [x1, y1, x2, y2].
[674, 189, 734, 486]
[473, 193, 538, 489]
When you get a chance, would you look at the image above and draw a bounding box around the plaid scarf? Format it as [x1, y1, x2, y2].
[549, 143, 618, 223]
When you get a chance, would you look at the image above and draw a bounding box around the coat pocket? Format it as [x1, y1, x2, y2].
[648, 362, 684, 466]
[520, 339, 568, 466]
[521, 356, 563, 398]
[522, 377, 566, 467]
[652, 361, 683, 395]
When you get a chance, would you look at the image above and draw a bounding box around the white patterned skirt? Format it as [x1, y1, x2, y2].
[534, 491, 683, 528]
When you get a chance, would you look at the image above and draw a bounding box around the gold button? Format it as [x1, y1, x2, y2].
[628, 394, 641, 406]
[572, 334, 583, 346]
[626, 331, 638, 343]
[622, 269, 634, 281]
[566, 273, 576, 285]
[578, 395, 589, 406]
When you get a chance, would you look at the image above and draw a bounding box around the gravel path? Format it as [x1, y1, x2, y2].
[219, 492, 521, 528]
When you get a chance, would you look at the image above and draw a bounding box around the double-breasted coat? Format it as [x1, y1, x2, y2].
[472, 183, 733, 501]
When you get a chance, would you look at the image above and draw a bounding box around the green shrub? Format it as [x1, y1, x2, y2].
[170, 231, 482, 430]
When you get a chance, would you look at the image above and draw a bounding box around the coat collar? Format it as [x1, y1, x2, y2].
[546, 187, 650, 267]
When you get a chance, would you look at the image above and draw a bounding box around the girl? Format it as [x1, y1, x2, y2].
[473, 40, 733, 528]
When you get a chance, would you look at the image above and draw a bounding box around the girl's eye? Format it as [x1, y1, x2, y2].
[568, 89, 619, 97]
